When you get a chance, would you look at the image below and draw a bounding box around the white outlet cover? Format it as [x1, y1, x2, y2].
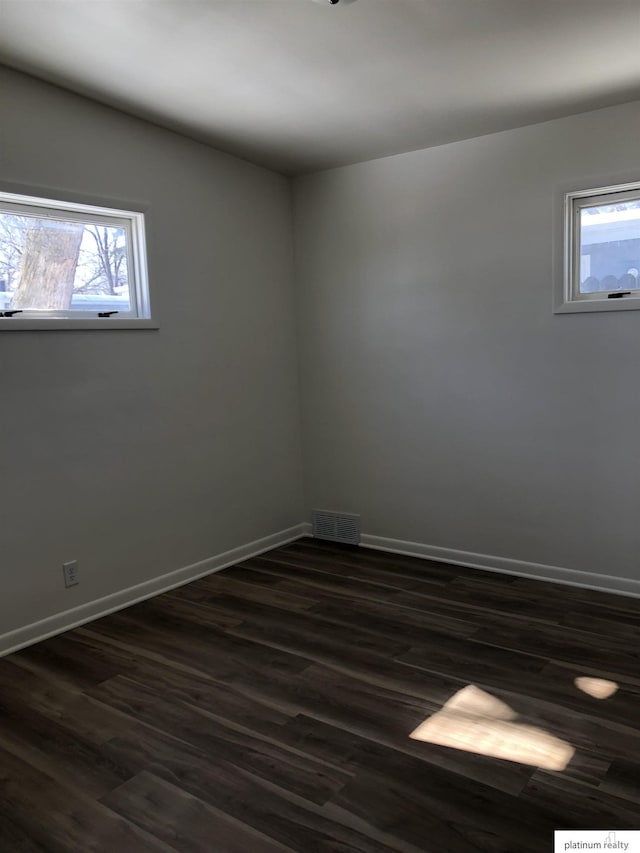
[63, 560, 79, 587]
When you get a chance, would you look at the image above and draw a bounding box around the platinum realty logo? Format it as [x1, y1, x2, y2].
[555, 831, 640, 851]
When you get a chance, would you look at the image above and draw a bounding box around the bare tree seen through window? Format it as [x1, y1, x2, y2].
[11, 219, 85, 310]
[0, 212, 130, 312]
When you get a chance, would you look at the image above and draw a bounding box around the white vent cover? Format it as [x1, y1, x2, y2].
[311, 510, 361, 545]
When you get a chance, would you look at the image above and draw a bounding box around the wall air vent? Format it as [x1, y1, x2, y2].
[311, 510, 361, 545]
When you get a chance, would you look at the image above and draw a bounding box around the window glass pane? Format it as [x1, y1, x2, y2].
[0, 211, 131, 313]
[579, 200, 640, 294]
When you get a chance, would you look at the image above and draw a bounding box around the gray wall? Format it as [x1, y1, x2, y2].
[294, 100, 640, 581]
[3, 65, 640, 640]
[0, 67, 304, 635]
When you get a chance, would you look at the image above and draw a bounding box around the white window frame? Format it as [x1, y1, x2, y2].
[0, 188, 157, 330]
[555, 178, 640, 314]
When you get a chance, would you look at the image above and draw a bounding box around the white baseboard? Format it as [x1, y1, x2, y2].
[358, 533, 640, 599]
[0, 524, 308, 659]
[6, 523, 637, 660]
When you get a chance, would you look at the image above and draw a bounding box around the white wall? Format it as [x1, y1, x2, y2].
[3, 66, 640, 644]
[0, 67, 304, 637]
[293, 100, 640, 583]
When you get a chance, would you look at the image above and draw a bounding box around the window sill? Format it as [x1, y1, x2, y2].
[555, 298, 640, 314]
[0, 318, 159, 331]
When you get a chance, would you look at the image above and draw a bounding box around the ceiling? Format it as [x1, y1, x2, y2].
[0, 0, 639, 175]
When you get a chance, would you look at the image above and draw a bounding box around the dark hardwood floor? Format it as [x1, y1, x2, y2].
[1, 538, 639, 852]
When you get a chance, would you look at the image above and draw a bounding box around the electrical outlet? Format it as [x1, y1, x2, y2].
[62, 560, 79, 588]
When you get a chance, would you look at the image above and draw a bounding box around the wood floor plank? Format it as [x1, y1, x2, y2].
[213, 592, 413, 659]
[1, 538, 638, 852]
[181, 574, 320, 611]
[471, 620, 640, 678]
[267, 545, 451, 593]
[0, 691, 135, 799]
[240, 556, 569, 633]
[395, 655, 640, 762]
[599, 759, 640, 804]
[281, 713, 535, 797]
[537, 660, 640, 724]
[102, 771, 299, 853]
[0, 744, 175, 852]
[0, 657, 133, 744]
[560, 610, 640, 642]
[394, 634, 547, 685]
[131, 652, 433, 744]
[205, 665, 538, 797]
[88, 675, 352, 805]
[282, 539, 479, 586]
[9, 632, 130, 689]
[226, 617, 462, 707]
[307, 597, 477, 641]
[521, 770, 640, 828]
[242, 554, 434, 603]
[0, 811, 53, 853]
[102, 724, 417, 853]
[332, 770, 550, 853]
[398, 648, 640, 741]
[133, 591, 245, 629]
[511, 576, 640, 618]
[84, 605, 311, 681]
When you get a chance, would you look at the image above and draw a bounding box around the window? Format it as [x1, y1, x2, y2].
[0, 189, 155, 329]
[556, 180, 640, 313]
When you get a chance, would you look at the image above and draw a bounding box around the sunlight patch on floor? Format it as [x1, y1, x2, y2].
[410, 685, 575, 771]
[574, 676, 618, 699]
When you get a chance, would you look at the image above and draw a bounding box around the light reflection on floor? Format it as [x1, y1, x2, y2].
[409, 685, 575, 771]
[574, 676, 618, 699]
